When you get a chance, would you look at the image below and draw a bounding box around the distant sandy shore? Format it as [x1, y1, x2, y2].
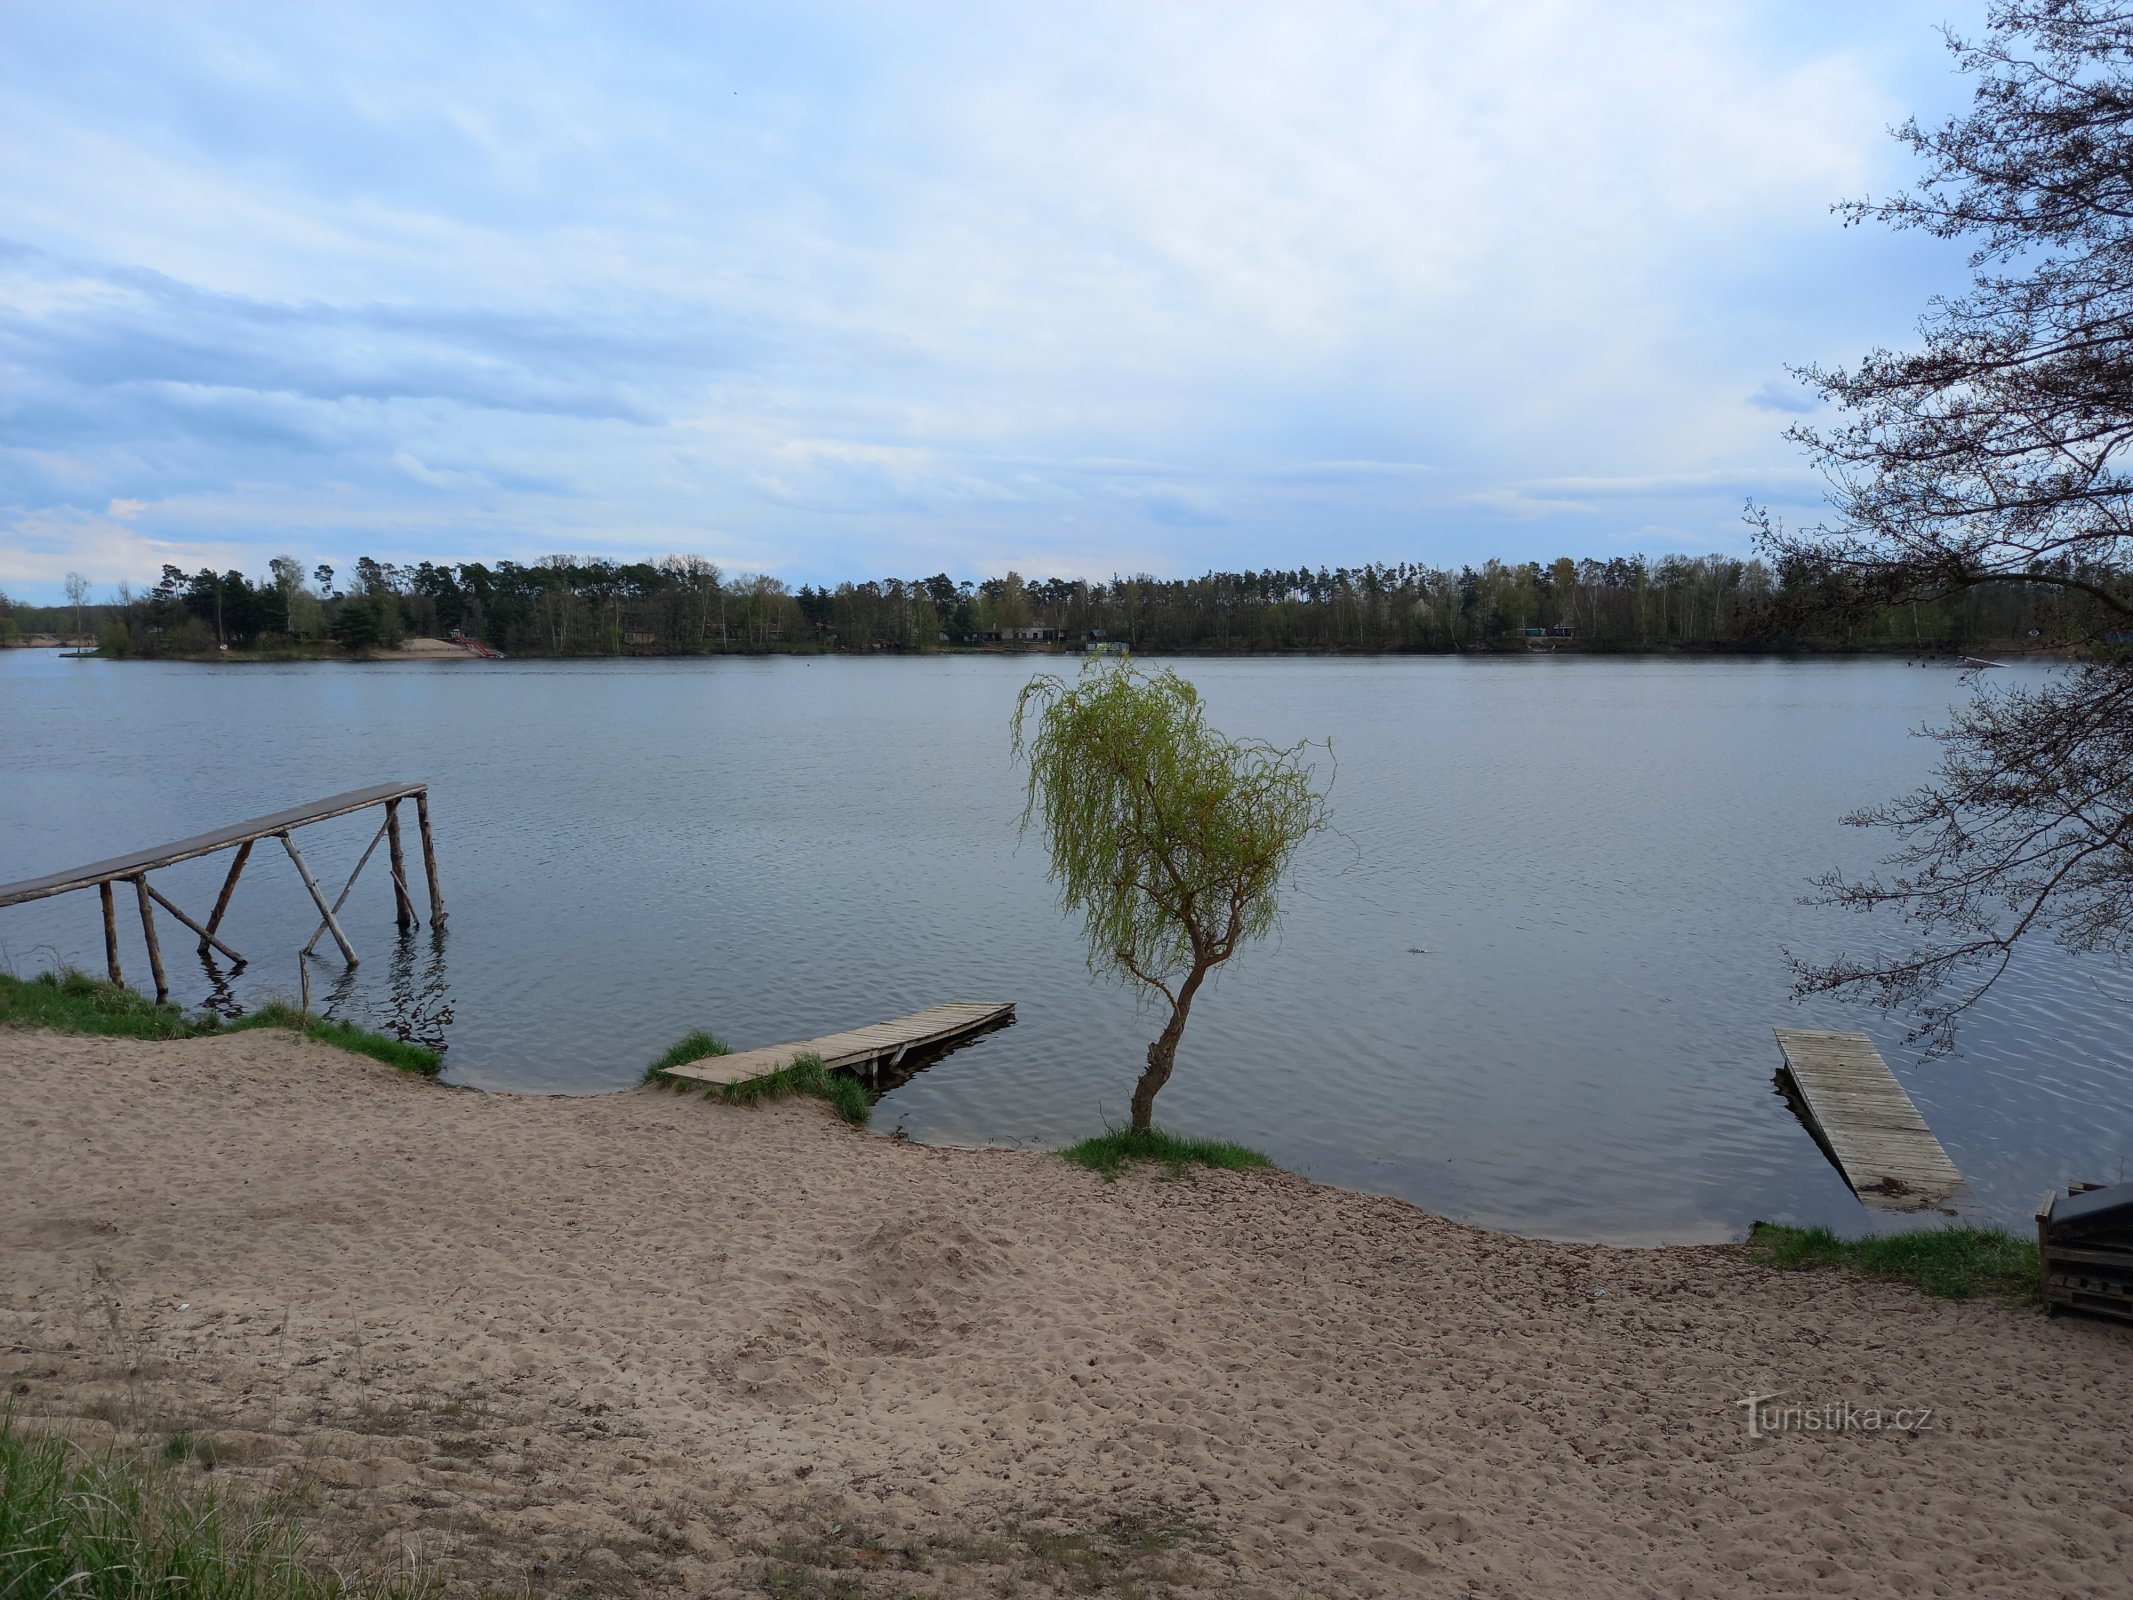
[4, 1029, 2130, 1598]
[380, 635, 481, 658]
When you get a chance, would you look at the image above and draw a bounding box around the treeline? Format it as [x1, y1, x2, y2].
[7, 550, 2101, 659]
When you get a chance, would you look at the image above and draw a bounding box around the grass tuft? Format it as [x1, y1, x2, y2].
[712, 1052, 872, 1125]
[0, 969, 440, 1075]
[642, 1028, 730, 1084]
[1060, 1126, 1276, 1182]
[1747, 1221, 2041, 1303]
[0, 1411, 431, 1600]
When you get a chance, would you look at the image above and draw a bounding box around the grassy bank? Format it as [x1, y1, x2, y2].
[640, 1028, 730, 1083]
[0, 970, 441, 1075]
[0, 1413, 430, 1600]
[1748, 1222, 2041, 1303]
[1061, 1127, 1276, 1181]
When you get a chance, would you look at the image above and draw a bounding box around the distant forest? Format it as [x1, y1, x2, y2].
[0, 550, 2103, 658]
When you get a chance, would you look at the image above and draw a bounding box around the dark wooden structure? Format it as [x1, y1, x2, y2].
[2037, 1181, 2133, 1326]
[0, 782, 443, 1003]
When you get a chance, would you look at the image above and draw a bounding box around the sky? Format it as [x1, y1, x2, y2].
[0, 1, 1986, 602]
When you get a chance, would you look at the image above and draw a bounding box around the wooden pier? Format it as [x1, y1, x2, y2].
[1774, 1028, 1965, 1210]
[661, 1001, 1016, 1088]
[0, 782, 443, 1003]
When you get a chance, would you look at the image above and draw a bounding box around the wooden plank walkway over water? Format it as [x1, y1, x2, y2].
[662, 1001, 1016, 1087]
[0, 782, 443, 1001]
[1774, 1028, 1965, 1210]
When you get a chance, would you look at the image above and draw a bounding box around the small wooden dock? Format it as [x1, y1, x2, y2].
[0, 782, 443, 1002]
[1774, 1028, 1965, 1210]
[662, 1001, 1015, 1087]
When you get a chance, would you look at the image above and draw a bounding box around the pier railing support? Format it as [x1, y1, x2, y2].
[144, 882, 245, 967]
[415, 791, 445, 925]
[384, 798, 416, 930]
[280, 831, 357, 967]
[302, 819, 391, 958]
[131, 875, 169, 1002]
[203, 840, 251, 951]
[99, 881, 122, 987]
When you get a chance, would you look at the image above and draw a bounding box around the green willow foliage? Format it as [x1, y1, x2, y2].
[1013, 662, 1330, 1129]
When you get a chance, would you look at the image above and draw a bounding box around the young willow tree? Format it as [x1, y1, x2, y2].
[1013, 662, 1330, 1131]
[1759, 2, 2133, 1049]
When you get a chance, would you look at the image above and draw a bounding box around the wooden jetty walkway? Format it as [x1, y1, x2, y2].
[1774, 1028, 1965, 1210]
[0, 782, 443, 1003]
[662, 1001, 1016, 1087]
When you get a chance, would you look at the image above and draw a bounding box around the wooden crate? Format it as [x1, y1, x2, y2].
[2038, 1183, 2133, 1327]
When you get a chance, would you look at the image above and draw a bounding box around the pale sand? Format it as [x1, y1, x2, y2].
[4, 1030, 2131, 1598]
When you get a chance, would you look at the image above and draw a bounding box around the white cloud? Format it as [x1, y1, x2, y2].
[0, 0, 1977, 596]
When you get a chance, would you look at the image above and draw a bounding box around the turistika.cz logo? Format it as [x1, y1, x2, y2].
[1736, 1392, 1934, 1438]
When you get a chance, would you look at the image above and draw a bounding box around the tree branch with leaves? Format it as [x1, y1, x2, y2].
[1760, 1, 2133, 1045]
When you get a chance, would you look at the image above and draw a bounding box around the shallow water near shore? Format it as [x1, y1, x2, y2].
[4, 647, 2129, 1243]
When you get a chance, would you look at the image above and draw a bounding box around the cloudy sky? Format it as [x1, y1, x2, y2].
[1, 1, 1979, 601]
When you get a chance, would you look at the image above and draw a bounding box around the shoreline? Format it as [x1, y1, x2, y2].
[6, 1024, 2131, 1596]
[24, 639, 2078, 665]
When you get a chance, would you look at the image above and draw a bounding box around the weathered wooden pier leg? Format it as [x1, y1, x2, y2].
[144, 883, 245, 966]
[384, 799, 416, 930]
[132, 876, 168, 1002]
[415, 790, 445, 925]
[303, 821, 388, 957]
[99, 881, 123, 986]
[279, 832, 357, 966]
[203, 840, 251, 951]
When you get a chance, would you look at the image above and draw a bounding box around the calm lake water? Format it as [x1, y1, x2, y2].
[4, 648, 2128, 1244]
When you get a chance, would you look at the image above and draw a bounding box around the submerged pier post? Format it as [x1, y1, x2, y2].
[384, 798, 416, 930]
[131, 876, 168, 1002]
[415, 790, 445, 924]
[98, 881, 122, 986]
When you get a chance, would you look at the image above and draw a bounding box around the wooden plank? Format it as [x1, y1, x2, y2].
[663, 1001, 1016, 1087]
[0, 782, 428, 908]
[1775, 1028, 1965, 1210]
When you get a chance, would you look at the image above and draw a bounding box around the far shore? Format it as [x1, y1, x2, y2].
[13, 633, 2082, 665]
[5, 1025, 2130, 1597]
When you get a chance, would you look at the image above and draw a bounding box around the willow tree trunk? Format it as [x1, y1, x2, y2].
[1130, 961, 1212, 1132]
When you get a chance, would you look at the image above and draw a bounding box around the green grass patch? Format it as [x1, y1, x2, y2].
[0, 969, 440, 1075]
[0, 968, 200, 1040]
[0, 1411, 431, 1600]
[710, 1052, 872, 1125]
[1060, 1126, 1276, 1182]
[1747, 1221, 2041, 1303]
[641, 1028, 730, 1084]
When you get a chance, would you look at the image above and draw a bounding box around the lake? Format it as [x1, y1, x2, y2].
[4, 647, 2128, 1244]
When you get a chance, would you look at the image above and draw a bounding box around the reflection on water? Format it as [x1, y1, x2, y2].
[3, 648, 2130, 1245]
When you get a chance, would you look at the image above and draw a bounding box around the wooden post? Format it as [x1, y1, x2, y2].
[99, 880, 123, 986]
[143, 884, 245, 966]
[384, 799, 416, 930]
[279, 832, 357, 966]
[132, 876, 168, 1003]
[303, 820, 387, 957]
[414, 790, 445, 924]
[203, 840, 252, 949]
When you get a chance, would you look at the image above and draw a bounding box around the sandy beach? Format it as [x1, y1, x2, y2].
[4, 1027, 2130, 1598]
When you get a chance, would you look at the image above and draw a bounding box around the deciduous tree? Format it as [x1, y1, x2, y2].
[1759, 2, 2133, 1047]
[1013, 662, 1330, 1130]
